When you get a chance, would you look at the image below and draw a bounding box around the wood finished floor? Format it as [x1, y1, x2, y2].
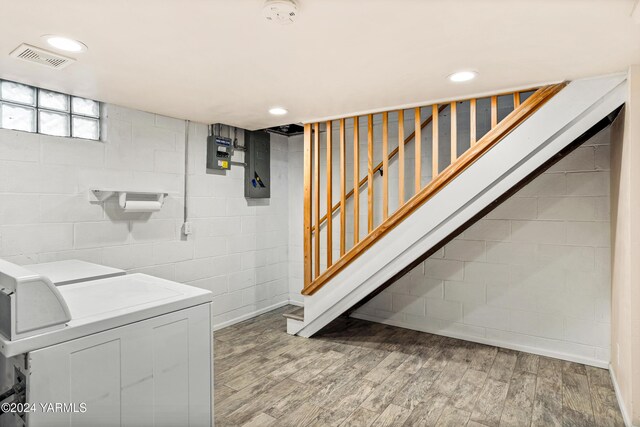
[214, 306, 624, 427]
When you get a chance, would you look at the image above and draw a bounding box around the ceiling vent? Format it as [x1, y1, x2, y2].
[263, 0, 298, 25]
[9, 44, 76, 69]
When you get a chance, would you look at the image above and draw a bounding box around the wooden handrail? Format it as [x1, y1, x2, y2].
[311, 104, 448, 232]
[302, 83, 566, 295]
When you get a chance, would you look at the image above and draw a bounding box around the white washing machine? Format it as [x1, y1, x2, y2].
[0, 259, 213, 427]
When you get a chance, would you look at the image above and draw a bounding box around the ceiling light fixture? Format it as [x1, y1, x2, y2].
[269, 107, 288, 115]
[448, 70, 478, 83]
[42, 35, 87, 53]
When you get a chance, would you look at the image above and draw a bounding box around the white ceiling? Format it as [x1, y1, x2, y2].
[1, 0, 639, 130]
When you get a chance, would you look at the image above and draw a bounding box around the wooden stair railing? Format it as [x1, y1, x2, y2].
[311, 104, 448, 234]
[302, 83, 566, 295]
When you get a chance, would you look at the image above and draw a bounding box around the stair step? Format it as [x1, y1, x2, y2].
[283, 307, 304, 322]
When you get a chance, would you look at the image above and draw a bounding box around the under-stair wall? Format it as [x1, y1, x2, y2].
[352, 125, 612, 367]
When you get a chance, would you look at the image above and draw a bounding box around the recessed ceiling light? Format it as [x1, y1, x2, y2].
[448, 71, 478, 82]
[42, 35, 87, 53]
[269, 107, 288, 115]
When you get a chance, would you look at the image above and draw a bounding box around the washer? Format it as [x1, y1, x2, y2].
[0, 260, 213, 427]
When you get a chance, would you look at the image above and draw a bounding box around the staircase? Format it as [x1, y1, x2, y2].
[287, 74, 627, 338]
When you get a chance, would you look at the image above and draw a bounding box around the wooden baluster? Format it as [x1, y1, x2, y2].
[313, 123, 320, 277]
[303, 124, 312, 287]
[353, 117, 360, 244]
[317, 104, 447, 240]
[367, 115, 374, 233]
[339, 118, 346, 256]
[414, 107, 422, 194]
[382, 112, 389, 220]
[470, 98, 477, 145]
[514, 92, 521, 108]
[326, 121, 333, 268]
[450, 102, 457, 162]
[491, 96, 498, 128]
[398, 110, 405, 205]
[301, 84, 567, 296]
[432, 104, 439, 179]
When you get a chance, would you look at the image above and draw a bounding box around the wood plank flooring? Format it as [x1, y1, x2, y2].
[214, 306, 624, 427]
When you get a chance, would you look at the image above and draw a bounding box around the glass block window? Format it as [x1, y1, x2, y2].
[39, 110, 70, 137]
[0, 79, 100, 140]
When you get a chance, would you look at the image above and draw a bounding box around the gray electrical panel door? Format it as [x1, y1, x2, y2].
[206, 135, 233, 171]
[244, 130, 270, 198]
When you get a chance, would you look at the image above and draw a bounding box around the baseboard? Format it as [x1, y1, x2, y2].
[213, 300, 291, 331]
[287, 299, 304, 307]
[350, 312, 609, 369]
[610, 364, 636, 427]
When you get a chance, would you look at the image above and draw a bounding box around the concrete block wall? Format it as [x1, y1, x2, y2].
[0, 104, 290, 329]
[353, 126, 612, 366]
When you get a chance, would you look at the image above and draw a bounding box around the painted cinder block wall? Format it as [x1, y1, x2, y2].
[0, 104, 290, 329]
[353, 127, 612, 367]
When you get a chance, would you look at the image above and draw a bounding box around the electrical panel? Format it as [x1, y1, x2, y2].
[244, 130, 270, 198]
[206, 135, 233, 171]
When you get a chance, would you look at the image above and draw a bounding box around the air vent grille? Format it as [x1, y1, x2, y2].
[9, 44, 75, 69]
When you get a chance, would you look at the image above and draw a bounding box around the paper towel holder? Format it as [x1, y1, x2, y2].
[90, 189, 169, 213]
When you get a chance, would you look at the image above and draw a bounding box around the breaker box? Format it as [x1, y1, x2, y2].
[206, 135, 233, 171]
[244, 130, 270, 198]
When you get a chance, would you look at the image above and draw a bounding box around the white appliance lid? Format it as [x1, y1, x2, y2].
[60, 274, 190, 320]
[24, 260, 125, 286]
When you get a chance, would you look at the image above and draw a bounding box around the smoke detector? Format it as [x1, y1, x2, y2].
[263, 0, 298, 25]
[9, 44, 75, 69]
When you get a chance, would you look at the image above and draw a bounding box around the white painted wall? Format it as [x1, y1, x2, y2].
[0, 104, 290, 329]
[610, 65, 640, 427]
[353, 127, 612, 365]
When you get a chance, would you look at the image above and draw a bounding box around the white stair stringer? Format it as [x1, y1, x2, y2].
[288, 74, 627, 338]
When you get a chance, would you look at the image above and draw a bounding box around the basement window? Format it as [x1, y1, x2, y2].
[0, 79, 101, 140]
